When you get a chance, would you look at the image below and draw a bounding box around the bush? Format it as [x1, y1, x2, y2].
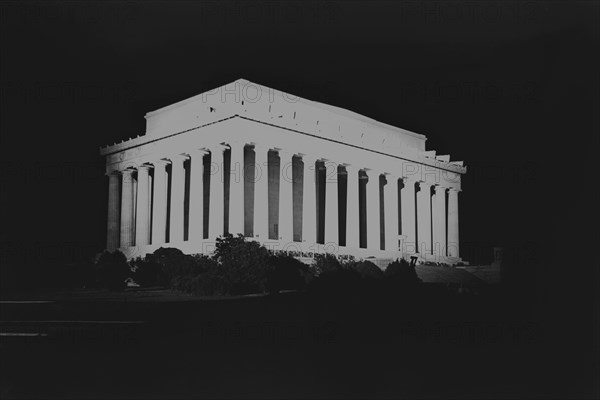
[213, 234, 270, 295]
[313, 253, 342, 275]
[95, 250, 130, 291]
[266, 254, 311, 294]
[189, 267, 230, 296]
[147, 247, 188, 284]
[308, 267, 362, 296]
[352, 260, 383, 280]
[131, 257, 163, 287]
[384, 258, 422, 285]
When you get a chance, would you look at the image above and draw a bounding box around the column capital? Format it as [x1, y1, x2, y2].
[275, 148, 295, 158]
[341, 163, 357, 175]
[121, 168, 135, 176]
[250, 142, 271, 151]
[433, 184, 447, 193]
[207, 143, 229, 152]
[383, 172, 400, 184]
[400, 176, 418, 184]
[190, 148, 210, 155]
[320, 155, 342, 163]
[448, 187, 462, 193]
[364, 168, 383, 177]
[152, 159, 171, 167]
[322, 158, 343, 170]
[137, 164, 152, 172]
[227, 139, 248, 147]
[418, 180, 432, 187]
[298, 153, 319, 163]
[168, 153, 189, 163]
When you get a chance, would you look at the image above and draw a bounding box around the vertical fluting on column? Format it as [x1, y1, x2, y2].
[169, 154, 187, 243]
[228, 142, 245, 236]
[120, 169, 135, 247]
[384, 174, 399, 253]
[432, 185, 447, 260]
[106, 172, 121, 250]
[344, 164, 359, 249]
[151, 160, 169, 246]
[188, 149, 207, 243]
[253, 144, 269, 241]
[416, 181, 432, 256]
[366, 170, 380, 250]
[301, 154, 317, 246]
[447, 188, 460, 258]
[400, 178, 417, 255]
[208, 145, 226, 240]
[324, 160, 339, 246]
[134, 165, 151, 247]
[278, 149, 295, 244]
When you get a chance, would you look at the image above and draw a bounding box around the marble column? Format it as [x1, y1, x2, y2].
[384, 174, 399, 252]
[208, 145, 226, 240]
[188, 149, 207, 242]
[278, 150, 295, 243]
[416, 181, 432, 256]
[228, 142, 245, 236]
[447, 188, 460, 258]
[169, 154, 187, 243]
[134, 165, 151, 246]
[400, 178, 417, 255]
[151, 160, 169, 246]
[253, 144, 269, 240]
[344, 164, 360, 249]
[301, 154, 318, 246]
[366, 170, 380, 250]
[324, 161, 339, 246]
[432, 185, 447, 260]
[106, 172, 121, 250]
[120, 169, 135, 247]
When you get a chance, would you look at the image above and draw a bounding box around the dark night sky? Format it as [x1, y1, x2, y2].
[1, 3, 598, 396]
[0, 1, 598, 272]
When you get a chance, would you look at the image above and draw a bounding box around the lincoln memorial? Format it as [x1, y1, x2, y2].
[100, 79, 466, 265]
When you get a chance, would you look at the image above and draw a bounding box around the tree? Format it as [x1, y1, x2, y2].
[212, 234, 271, 295]
[384, 258, 422, 285]
[95, 250, 130, 291]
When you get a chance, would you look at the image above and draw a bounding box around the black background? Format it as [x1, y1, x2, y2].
[0, 1, 598, 397]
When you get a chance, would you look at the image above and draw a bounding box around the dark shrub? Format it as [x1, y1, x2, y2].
[313, 253, 341, 275]
[95, 250, 130, 291]
[148, 247, 188, 284]
[353, 260, 383, 280]
[384, 258, 422, 285]
[213, 234, 270, 295]
[189, 266, 230, 296]
[266, 254, 310, 294]
[308, 267, 362, 296]
[131, 257, 163, 287]
[163, 252, 219, 293]
[213, 234, 269, 294]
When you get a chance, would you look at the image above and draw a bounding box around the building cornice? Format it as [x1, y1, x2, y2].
[100, 114, 466, 174]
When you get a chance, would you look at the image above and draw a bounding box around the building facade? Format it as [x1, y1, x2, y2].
[100, 79, 466, 264]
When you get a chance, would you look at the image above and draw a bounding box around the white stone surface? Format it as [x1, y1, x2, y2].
[134, 165, 151, 246]
[150, 160, 168, 246]
[101, 79, 466, 264]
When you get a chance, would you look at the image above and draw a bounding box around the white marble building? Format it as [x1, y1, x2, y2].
[100, 79, 466, 264]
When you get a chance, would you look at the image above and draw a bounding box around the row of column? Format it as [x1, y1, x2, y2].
[106, 143, 460, 258]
